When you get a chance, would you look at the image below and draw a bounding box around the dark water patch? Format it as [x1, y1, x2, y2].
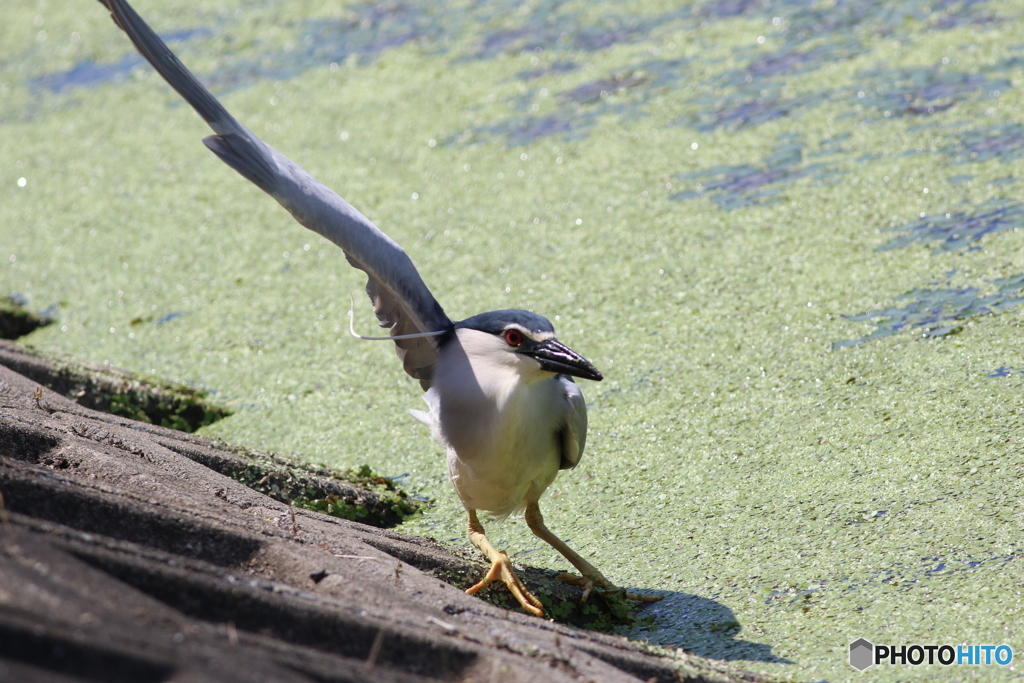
[677, 1, 1010, 133]
[300, 3, 443, 68]
[941, 123, 1024, 164]
[853, 65, 1010, 118]
[33, 29, 210, 93]
[40, 0, 699, 138]
[934, 5, 1003, 30]
[477, 25, 536, 57]
[747, 40, 866, 80]
[37, 0, 1008, 150]
[53, 1, 691, 105]
[453, 110, 594, 147]
[573, 25, 646, 51]
[29, 0, 1010, 137]
[851, 551, 1020, 590]
[156, 311, 183, 324]
[698, 0, 998, 46]
[181, 5, 444, 91]
[35, 55, 142, 93]
[499, 14, 661, 56]
[833, 273, 1024, 348]
[455, 58, 687, 145]
[744, 0, 999, 45]
[517, 60, 578, 80]
[726, 44, 1019, 134]
[786, 0, 997, 39]
[764, 550, 1020, 609]
[698, 0, 769, 18]
[127, 311, 184, 326]
[988, 366, 1024, 377]
[469, 6, 692, 60]
[677, 6, 1005, 133]
[684, 90, 831, 132]
[560, 72, 649, 105]
[747, 49, 822, 78]
[34, 4, 437, 97]
[879, 200, 1024, 252]
[671, 135, 841, 210]
[763, 583, 824, 609]
[810, 132, 852, 157]
[715, 0, 999, 48]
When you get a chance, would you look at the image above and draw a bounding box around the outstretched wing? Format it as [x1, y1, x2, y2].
[556, 375, 588, 470]
[98, 0, 451, 387]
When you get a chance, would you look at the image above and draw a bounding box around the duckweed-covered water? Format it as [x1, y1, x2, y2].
[3, 1, 1023, 679]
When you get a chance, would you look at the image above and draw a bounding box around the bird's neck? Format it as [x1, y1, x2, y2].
[436, 329, 522, 409]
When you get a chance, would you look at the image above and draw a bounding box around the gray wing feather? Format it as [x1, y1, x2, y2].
[100, 0, 451, 387]
[557, 375, 588, 470]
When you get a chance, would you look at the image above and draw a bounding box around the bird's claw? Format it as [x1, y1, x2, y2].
[555, 572, 662, 605]
[467, 551, 544, 617]
[556, 571, 597, 601]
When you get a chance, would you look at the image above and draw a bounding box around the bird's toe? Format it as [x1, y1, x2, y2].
[555, 572, 662, 605]
[467, 552, 544, 617]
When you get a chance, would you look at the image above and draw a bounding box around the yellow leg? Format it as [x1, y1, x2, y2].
[525, 501, 662, 605]
[465, 510, 545, 617]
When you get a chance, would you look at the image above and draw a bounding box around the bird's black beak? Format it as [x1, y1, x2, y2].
[521, 338, 603, 381]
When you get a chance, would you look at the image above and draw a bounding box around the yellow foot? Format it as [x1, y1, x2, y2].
[467, 551, 544, 617]
[556, 572, 663, 604]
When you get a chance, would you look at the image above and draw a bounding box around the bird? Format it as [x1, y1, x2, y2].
[97, 0, 661, 616]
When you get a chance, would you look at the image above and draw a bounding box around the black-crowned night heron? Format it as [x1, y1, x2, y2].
[98, 0, 661, 616]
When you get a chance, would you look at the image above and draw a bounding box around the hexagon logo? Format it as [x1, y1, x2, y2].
[849, 638, 874, 671]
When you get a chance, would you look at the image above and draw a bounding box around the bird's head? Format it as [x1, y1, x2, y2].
[454, 309, 603, 382]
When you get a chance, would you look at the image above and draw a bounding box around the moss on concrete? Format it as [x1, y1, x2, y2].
[0, 340, 229, 432]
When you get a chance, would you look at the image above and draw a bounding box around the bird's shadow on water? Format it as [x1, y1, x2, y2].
[625, 590, 793, 664]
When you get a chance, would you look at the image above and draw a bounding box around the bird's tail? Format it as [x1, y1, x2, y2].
[97, 0, 279, 194]
[408, 409, 434, 428]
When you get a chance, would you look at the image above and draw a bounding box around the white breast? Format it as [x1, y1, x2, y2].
[427, 328, 565, 516]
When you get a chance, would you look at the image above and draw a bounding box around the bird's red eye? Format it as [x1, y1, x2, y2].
[504, 329, 523, 347]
